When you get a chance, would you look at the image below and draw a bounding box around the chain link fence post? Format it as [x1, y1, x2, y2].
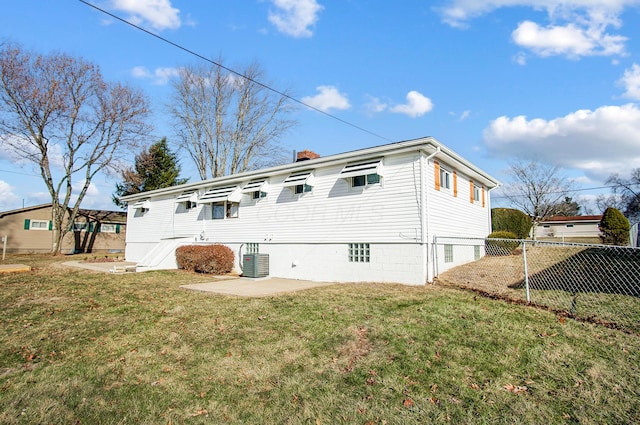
[522, 240, 530, 303]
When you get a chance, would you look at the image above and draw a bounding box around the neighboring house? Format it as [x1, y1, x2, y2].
[0, 204, 127, 254]
[120, 137, 500, 285]
[536, 215, 603, 241]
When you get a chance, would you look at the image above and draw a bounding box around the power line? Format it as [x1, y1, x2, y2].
[0, 168, 40, 177]
[492, 183, 640, 199]
[77, 0, 394, 143]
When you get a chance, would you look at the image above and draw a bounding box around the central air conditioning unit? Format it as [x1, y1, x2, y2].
[242, 253, 269, 278]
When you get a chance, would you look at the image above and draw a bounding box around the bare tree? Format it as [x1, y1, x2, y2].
[501, 159, 576, 239]
[0, 43, 150, 254]
[599, 168, 640, 224]
[168, 58, 296, 179]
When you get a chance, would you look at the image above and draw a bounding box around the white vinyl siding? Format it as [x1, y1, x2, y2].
[429, 160, 492, 241]
[126, 152, 423, 246]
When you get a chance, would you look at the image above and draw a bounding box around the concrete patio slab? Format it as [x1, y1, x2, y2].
[61, 260, 137, 273]
[180, 277, 338, 297]
[61, 260, 337, 296]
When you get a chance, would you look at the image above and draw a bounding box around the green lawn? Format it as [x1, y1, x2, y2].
[1, 255, 639, 424]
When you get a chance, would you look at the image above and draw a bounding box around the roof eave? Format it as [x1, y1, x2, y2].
[119, 136, 500, 201]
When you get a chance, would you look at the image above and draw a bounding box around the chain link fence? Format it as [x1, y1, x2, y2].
[434, 236, 640, 334]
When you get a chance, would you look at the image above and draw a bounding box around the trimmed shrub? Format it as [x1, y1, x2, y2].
[176, 244, 235, 274]
[599, 207, 630, 246]
[485, 230, 520, 256]
[491, 208, 531, 239]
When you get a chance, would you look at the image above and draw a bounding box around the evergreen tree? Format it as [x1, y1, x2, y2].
[113, 138, 188, 208]
[599, 207, 630, 246]
[554, 196, 581, 216]
[491, 208, 532, 239]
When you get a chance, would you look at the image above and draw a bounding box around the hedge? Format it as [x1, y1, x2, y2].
[175, 244, 234, 274]
[491, 208, 531, 239]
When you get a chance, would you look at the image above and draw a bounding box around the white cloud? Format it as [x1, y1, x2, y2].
[301, 86, 350, 112]
[438, 1, 634, 58]
[512, 20, 626, 58]
[619, 63, 640, 100]
[110, 0, 181, 31]
[268, 0, 323, 38]
[0, 181, 19, 212]
[513, 52, 527, 65]
[483, 103, 640, 179]
[131, 66, 179, 85]
[364, 96, 388, 114]
[390, 91, 434, 118]
[28, 191, 51, 205]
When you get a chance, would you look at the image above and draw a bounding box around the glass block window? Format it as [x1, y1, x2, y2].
[444, 244, 453, 263]
[245, 243, 259, 254]
[348, 243, 370, 263]
[474, 245, 481, 261]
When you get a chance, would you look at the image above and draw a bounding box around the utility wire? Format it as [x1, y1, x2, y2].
[492, 183, 640, 199]
[77, 0, 393, 143]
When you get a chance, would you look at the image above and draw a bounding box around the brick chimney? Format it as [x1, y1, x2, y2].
[296, 150, 320, 161]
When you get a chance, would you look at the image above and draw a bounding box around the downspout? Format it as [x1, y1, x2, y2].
[421, 146, 440, 283]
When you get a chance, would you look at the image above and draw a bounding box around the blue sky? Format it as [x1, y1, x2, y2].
[2, 0, 640, 212]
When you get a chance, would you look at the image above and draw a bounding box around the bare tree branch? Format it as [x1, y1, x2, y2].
[501, 159, 576, 239]
[168, 58, 296, 179]
[0, 43, 151, 254]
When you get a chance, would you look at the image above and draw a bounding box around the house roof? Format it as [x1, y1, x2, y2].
[541, 215, 603, 224]
[0, 203, 126, 223]
[119, 136, 501, 203]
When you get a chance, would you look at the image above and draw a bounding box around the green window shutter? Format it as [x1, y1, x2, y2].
[115, 224, 121, 234]
[48, 221, 52, 231]
[97, 223, 101, 233]
[89, 222, 94, 232]
[24, 219, 30, 230]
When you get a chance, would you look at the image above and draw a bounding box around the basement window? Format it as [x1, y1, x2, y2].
[245, 243, 259, 254]
[444, 244, 453, 263]
[348, 243, 370, 263]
